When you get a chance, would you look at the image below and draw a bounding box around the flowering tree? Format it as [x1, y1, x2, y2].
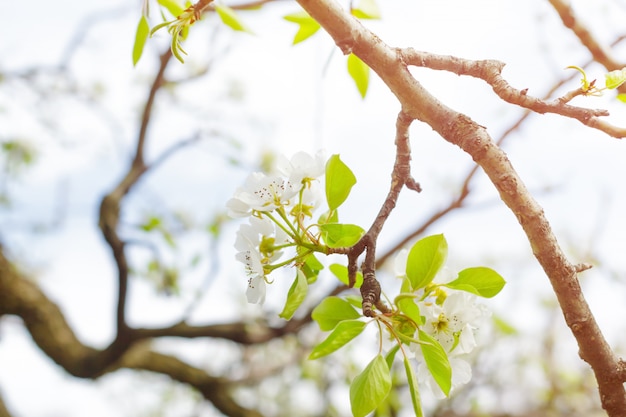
[2, 0, 626, 416]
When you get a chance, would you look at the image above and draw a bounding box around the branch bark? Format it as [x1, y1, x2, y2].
[295, 0, 626, 414]
[0, 248, 263, 416]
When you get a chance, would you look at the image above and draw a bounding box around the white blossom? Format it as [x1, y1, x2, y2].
[246, 275, 266, 304]
[226, 172, 299, 218]
[416, 356, 472, 399]
[419, 291, 488, 354]
[275, 150, 326, 187]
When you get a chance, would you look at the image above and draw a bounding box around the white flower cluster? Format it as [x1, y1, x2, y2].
[226, 151, 326, 304]
[395, 251, 491, 397]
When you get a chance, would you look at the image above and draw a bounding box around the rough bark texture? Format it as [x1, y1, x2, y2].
[295, 0, 626, 415]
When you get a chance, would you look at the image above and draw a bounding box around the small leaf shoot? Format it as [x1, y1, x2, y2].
[347, 53, 370, 98]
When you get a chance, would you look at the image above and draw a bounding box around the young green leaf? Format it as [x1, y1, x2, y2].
[351, 0, 382, 19]
[418, 330, 451, 396]
[283, 11, 321, 44]
[319, 223, 365, 248]
[445, 266, 506, 298]
[300, 252, 324, 284]
[347, 53, 370, 98]
[132, 15, 150, 66]
[396, 295, 421, 326]
[325, 154, 357, 210]
[384, 344, 400, 370]
[329, 263, 363, 288]
[617, 93, 626, 103]
[350, 355, 392, 417]
[605, 68, 626, 90]
[406, 234, 448, 290]
[215, 4, 253, 33]
[158, 0, 184, 17]
[404, 356, 424, 417]
[279, 270, 308, 320]
[308, 319, 366, 359]
[311, 296, 361, 331]
[566, 65, 591, 91]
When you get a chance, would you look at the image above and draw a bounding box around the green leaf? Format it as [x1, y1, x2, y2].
[351, 0, 381, 19]
[140, 215, 162, 232]
[158, 0, 184, 17]
[566, 65, 591, 91]
[283, 11, 321, 44]
[350, 355, 392, 417]
[347, 53, 370, 98]
[279, 270, 308, 320]
[329, 263, 363, 288]
[215, 4, 253, 33]
[325, 154, 357, 210]
[318, 209, 339, 225]
[300, 252, 324, 284]
[132, 15, 150, 66]
[311, 296, 361, 331]
[319, 223, 365, 248]
[406, 234, 448, 290]
[384, 344, 400, 370]
[308, 319, 366, 359]
[617, 93, 626, 103]
[605, 68, 626, 90]
[403, 356, 424, 417]
[445, 266, 506, 298]
[418, 330, 451, 396]
[396, 294, 421, 326]
[493, 314, 518, 335]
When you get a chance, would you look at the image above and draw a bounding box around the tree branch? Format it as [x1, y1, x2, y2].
[0, 248, 262, 416]
[295, 0, 626, 414]
[400, 49, 626, 138]
[97, 49, 173, 367]
[547, 0, 625, 76]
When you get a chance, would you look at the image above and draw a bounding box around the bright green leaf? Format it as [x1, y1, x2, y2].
[351, 0, 381, 19]
[325, 154, 357, 210]
[396, 295, 421, 326]
[329, 263, 363, 288]
[300, 252, 324, 284]
[445, 266, 506, 298]
[158, 0, 184, 17]
[283, 11, 321, 44]
[406, 234, 448, 290]
[605, 68, 626, 90]
[318, 209, 339, 225]
[418, 330, 451, 396]
[132, 15, 150, 66]
[140, 215, 162, 232]
[309, 319, 366, 359]
[566, 65, 591, 91]
[311, 296, 361, 331]
[350, 355, 392, 417]
[347, 53, 370, 98]
[319, 223, 365, 248]
[384, 344, 400, 370]
[215, 4, 253, 33]
[404, 356, 424, 417]
[617, 93, 626, 103]
[279, 270, 308, 320]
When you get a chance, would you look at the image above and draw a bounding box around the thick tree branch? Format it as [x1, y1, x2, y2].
[97, 50, 173, 368]
[0, 249, 262, 416]
[547, 0, 625, 75]
[295, 0, 626, 414]
[0, 391, 13, 417]
[400, 49, 626, 138]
